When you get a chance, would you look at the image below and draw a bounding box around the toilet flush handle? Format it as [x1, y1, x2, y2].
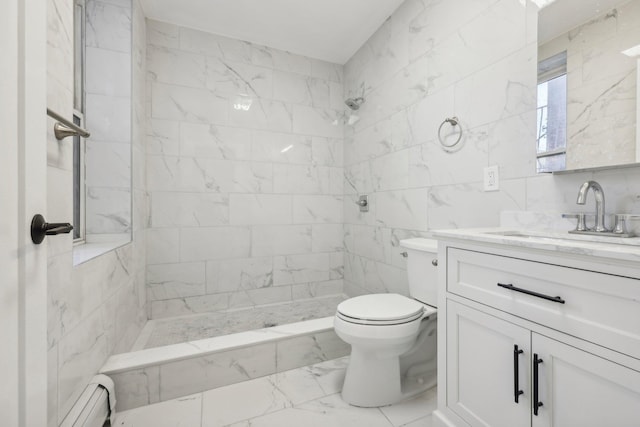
[431, 259, 438, 267]
[400, 251, 408, 258]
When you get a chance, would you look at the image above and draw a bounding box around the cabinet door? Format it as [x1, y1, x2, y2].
[532, 334, 640, 427]
[447, 301, 531, 427]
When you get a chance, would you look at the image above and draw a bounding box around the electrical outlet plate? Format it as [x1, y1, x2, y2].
[484, 165, 499, 191]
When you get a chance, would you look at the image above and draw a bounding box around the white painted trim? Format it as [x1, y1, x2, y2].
[0, 0, 48, 424]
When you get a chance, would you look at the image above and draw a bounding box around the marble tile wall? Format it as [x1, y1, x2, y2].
[342, 0, 640, 298]
[145, 20, 345, 319]
[108, 329, 349, 411]
[46, 0, 147, 426]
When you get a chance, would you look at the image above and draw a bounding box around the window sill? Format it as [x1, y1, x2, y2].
[73, 233, 131, 266]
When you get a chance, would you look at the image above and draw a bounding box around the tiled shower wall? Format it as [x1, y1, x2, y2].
[145, 20, 345, 319]
[46, 0, 147, 426]
[342, 0, 640, 298]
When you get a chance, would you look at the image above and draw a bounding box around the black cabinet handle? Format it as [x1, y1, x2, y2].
[513, 345, 524, 403]
[497, 283, 565, 304]
[31, 214, 73, 244]
[533, 353, 544, 416]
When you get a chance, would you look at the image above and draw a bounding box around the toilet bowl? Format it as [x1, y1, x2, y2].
[334, 238, 439, 407]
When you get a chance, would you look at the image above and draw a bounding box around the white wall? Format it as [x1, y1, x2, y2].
[46, 0, 147, 425]
[342, 0, 640, 297]
[144, 20, 345, 319]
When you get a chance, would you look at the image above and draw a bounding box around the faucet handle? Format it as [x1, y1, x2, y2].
[612, 214, 640, 234]
[562, 212, 593, 231]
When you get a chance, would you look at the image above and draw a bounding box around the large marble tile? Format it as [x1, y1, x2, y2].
[180, 27, 252, 63]
[151, 82, 229, 125]
[293, 195, 343, 224]
[151, 192, 229, 227]
[227, 393, 393, 427]
[201, 368, 325, 426]
[276, 330, 350, 372]
[147, 46, 207, 89]
[180, 122, 252, 160]
[229, 99, 293, 133]
[306, 357, 349, 396]
[159, 343, 277, 400]
[114, 393, 202, 427]
[206, 58, 273, 99]
[110, 366, 161, 411]
[311, 224, 344, 253]
[375, 189, 429, 231]
[379, 388, 438, 427]
[229, 194, 292, 225]
[147, 262, 206, 301]
[146, 20, 179, 49]
[206, 257, 274, 294]
[251, 225, 312, 257]
[251, 131, 313, 164]
[180, 226, 251, 261]
[427, 179, 527, 229]
[273, 253, 333, 286]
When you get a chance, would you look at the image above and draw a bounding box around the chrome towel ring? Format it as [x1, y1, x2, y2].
[438, 116, 462, 149]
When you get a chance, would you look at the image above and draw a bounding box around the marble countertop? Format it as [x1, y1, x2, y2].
[432, 227, 640, 263]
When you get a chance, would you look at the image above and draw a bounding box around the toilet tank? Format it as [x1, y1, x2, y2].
[400, 238, 439, 307]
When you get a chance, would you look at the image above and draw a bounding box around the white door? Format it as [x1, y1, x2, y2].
[447, 301, 531, 427]
[532, 334, 640, 427]
[0, 0, 48, 426]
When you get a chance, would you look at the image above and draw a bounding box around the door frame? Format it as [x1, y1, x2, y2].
[0, 0, 48, 425]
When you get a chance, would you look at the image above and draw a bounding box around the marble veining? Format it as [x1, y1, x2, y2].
[113, 357, 437, 427]
[146, 19, 345, 318]
[140, 295, 345, 349]
[433, 227, 640, 263]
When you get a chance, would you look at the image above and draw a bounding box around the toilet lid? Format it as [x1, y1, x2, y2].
[337, 294, 424, 323]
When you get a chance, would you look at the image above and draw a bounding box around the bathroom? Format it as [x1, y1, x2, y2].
[3, 0, 640, 425]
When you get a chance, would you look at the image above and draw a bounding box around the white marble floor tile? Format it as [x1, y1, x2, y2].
[379, 387, 437, 427]
[115, 358, 439, 427]
[201, 365, 326, 426]
[113, 393, 202, 427]
[398, 414, 435, 427]
[306, 356, 349, 395]
[201, 376, 290, 426]
[226, 393, 394, 427]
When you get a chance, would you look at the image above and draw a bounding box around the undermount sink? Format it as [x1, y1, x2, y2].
[482, 230, 640, 247]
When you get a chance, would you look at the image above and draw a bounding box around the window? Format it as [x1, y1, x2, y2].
[73, 0, 86, 241]
[536, 51, 567, 173]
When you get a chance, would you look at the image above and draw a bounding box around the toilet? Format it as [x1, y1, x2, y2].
[334, 238, 439, 407]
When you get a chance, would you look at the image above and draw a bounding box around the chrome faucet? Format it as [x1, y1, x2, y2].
[576, 181, 607, 232]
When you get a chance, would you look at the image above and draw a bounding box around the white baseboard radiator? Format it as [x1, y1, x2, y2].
[60, 375, 116, 427]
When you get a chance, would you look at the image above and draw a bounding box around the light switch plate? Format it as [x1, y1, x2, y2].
[484, 165, 499, 191]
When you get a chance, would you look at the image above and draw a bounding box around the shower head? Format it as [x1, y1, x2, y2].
[345, 97, 365, 110]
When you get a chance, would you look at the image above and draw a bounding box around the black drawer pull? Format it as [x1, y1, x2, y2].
[513, 345, 524, 403]
[497, 283, 565, 304]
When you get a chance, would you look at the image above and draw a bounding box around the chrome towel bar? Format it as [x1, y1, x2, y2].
[46, 108, 91, 140]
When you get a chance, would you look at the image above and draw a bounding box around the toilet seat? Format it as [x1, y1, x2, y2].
[337, 294, 428, 326]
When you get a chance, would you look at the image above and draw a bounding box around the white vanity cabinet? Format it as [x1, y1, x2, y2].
[433, 233, 640, 427]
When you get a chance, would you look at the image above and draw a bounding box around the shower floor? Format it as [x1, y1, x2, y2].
[133, 295, 346, 350]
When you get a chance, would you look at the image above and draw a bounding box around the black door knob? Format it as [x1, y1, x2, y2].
[31, 214, 73, 244]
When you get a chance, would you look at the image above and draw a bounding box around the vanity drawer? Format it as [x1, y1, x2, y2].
[447, 247, 640, 359]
